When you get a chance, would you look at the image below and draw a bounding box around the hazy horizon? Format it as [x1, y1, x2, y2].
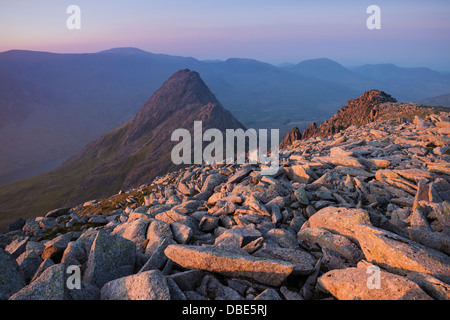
[1, 0, 450, 71]
[2, 46, 450, 74]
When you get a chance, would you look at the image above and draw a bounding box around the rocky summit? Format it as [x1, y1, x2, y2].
[302, 89, 406, 140]
[0, 92, 450, 300]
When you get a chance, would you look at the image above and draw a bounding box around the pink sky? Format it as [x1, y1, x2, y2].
[1, 0, 450, 69]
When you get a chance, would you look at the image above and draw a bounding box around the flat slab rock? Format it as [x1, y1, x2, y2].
[355, 225, 450, 283]
[319, 267, 432, 300]
[301, 206, 372, 243]
[164, 244, 294, 286]
[100, 270, 170, 300]
[252, 245, 316, 275]
[297, 227, 363, 263]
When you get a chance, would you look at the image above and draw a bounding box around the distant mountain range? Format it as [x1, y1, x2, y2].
[282, 58, 450, 101]
[1, 48, 450, 184]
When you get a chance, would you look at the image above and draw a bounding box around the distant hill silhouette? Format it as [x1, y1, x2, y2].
[420, 93, 450, 107]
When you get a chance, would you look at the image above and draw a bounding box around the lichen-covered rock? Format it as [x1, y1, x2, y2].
[111, 218, 150, 251]
[41, 233, 73, 261]
[263, 228, 298, 249]
[10, 263, 100, 300]
[227, 166, 253, 184]
[31, 258, 54, 283]
[165, 244, 294, 286]
[214, 225, 262, 248]
[252, 245, 316, 275]
[354, 225, 450, 283]
[0, 248, 25, 300]
[301, 207, 372, 243]
[197, 274, 243, 300]
[287, 165, 313, 184]
[294, 187, 309, 205]
[5, 236, 28, 259]
[406, 271, 450, 300]
[201, 174, 226, 192]
[10, 263, 68, 300]
[254, 288, 282, 300]
[83, 231, 136, 288]
[154, 209, 197, 231]
[318, 267, 432, 300]
[145, 220, 174, 257]
[139, 237, 171, 272]
[45, 207, 71, 218]
[100, 270, 170, 300]
[61, 229, 98, 266]
[298, 227, 363, 264]
[16, 250, 43, 282]
[170, 222, 193, 244]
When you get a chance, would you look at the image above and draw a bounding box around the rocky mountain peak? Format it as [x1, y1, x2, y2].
[126, 69, 221, 142]
[279, 127, 302, 149]
[300, 122, 319, 141]
[300, 90, 400, 140]
[0, 70, 245, 213]
[348, 89, 396, 107]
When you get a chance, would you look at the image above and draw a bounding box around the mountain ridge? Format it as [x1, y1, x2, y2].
[280, 89, 449, 148]
[0, 49, 360, 183]
[1, 48, 450, 186]
[0, 69, 244, 229]
[1, 99, 449, 301]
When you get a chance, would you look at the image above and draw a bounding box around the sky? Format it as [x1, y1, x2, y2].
[1, 0, 450, 71]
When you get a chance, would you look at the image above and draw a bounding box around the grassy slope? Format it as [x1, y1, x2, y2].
[0, 121, 137, 231]
[0, 160, 92, 230]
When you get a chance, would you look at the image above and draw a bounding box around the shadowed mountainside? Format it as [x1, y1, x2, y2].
[0, 49, 358, 182]
[0, 69, 244, 230]
[4, 49, 450, 183]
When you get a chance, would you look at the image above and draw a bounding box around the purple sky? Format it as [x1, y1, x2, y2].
[1, 0, 450, 70]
